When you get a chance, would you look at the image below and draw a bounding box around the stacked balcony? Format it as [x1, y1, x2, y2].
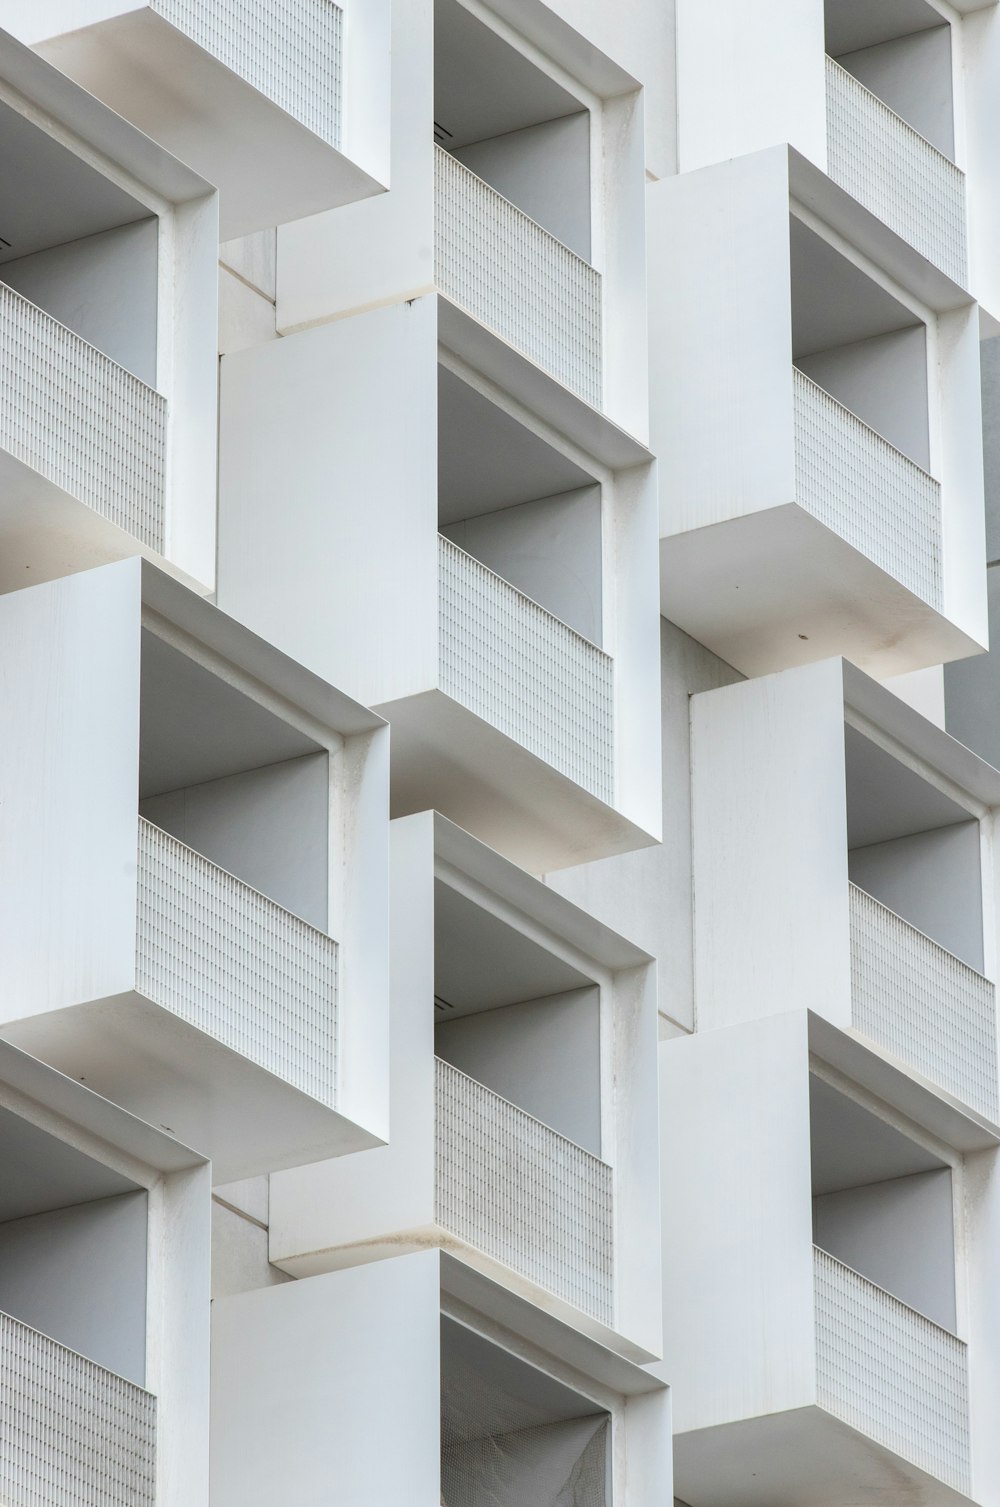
[434, 1056, 614, 1326]
[0, 1310, 156, 1507]
[438, 535, 614, 806]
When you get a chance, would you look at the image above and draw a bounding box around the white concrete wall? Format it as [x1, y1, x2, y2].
[937, 302, 988, 648]
[674, 0, 826, 173]
[690, 659, 852, 1032]
[0, 1191, 147, 1382]
[660, 1013, 817, 1433]
[796, 325, 930, 470]
[217, 297, 439, 709]
[0, 219, 158, 383]
[140, 752, 329, 930]
[442, 485, 603, 643]
[435, 986, 601, 1154]
[0, 562, 140, 1021]
[835, 27, 955, 159]
[454, 112, 591, 259]
[211, 1252, 441, 1506]
[963, 6, 1000, 317]
[813, 1168, 956, 1331]
[848, 820, 984, 971]
[648, 148, 796, 536]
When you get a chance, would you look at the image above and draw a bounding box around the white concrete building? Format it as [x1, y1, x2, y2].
[1, 1, 1000, 1505]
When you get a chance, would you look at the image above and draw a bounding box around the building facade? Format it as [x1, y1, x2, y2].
[0, 0, 998, 1503]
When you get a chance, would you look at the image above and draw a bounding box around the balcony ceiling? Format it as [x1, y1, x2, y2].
[434, 0, 584, 149]
[810, 1076, 947, 1195]
[441, 1318, 604, 1444]
[845, 724, 972, 848]
[0, 99, 150, 265]
[434, 880, 592, 1017]
[438, 368, 595, 524]
[0, 1105, 140, 1223]
[790, 218, 921, 358]
[826, 0, 947, 58]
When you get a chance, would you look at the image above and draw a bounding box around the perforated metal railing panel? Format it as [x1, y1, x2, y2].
[849, 884, 999, 1124]
[434, 146, 603, 407]
[434, 1057, 615, 1326]
[0, 1310, 156, 1507]
[438, 536, 614, 804]
[0, 283, 166, 552]
[826, 57, 967, 286]
[793, 369, 942, 610]
[814, 1247, 971, 1493]
[152, 0, 343, 149]
[136, 819, 338, 1105]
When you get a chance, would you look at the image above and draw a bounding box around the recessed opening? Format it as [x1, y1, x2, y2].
[138, 630, 330, 929]
[791, 217, 930, 469]
[810, 1075, 956, 1330]
[434, 879, 601, 1155]
[825, 0, 954, 159]
[438, 368, 603, 644]
[0, 1106, 147, 1382]
[434, 0, 591, 257]
[0, 99, 158, 382]
[845, 724, 983, 970]
[441, 1316, 610, 1507]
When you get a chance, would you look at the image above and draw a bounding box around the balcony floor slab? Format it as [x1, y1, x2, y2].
[660, 503, 982, 680]
[674, 1404, 980, 1507]
[0, 990, 382, 1182]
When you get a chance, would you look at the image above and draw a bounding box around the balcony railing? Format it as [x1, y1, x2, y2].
[434, 145, 603, 407]
[0, 1309, 156, 1507]
[793, 369, 942, 611]
[151, 0, 343, 149]
[0, 282, 166, 551]
[849, 884, 999, 1124]
[135, 819, 338, 1104]
[825, 57, 967, 286]
[814, 1247, 971, 1494]
[434, 1057, 614, 1326]
[438, 536, 614, 803]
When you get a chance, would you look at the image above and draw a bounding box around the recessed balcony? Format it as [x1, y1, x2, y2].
[434, 146, 602, 408]
[438, 534, 614, 806]
[434, 1057, 614, 1327]
[0, 1309, 156, 1507]
[825, 57, 967, 286]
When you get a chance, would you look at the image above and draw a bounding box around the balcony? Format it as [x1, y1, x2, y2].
[814, 1246, 971, 1495]
[434, 146, 603, 408]
[849, 884, 999, 1125]
[434, 1057, 614, 1327]
[0, 282, 167, 553]
[825, 56, 967, 287]
[0, 1308, 157, 1507]
[793, 367, 942, 612]
[438, 535, 614, 805]
[136, 818, 338, 1108]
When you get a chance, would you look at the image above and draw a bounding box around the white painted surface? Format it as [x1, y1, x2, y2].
[813, 1168, 956, 1330]
[454, 112, 590, 259]
[836, 26, 954, 159]
[796, 325, 930, 470]
[211, 1253, 441, 1506]
[1, 218, 158, 383]
[436, 986, 601, 1154]
[849, 821, 984, 971]
[0, 1190, 147, 1383]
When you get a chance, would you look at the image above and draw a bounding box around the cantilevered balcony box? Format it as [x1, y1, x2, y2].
[275, 0, 648, 447]
[9, 0, 389, 240]
[649, 144, 986, 678]
[0, 557, 388, 1182]
[211, 1249, 670, 1507]
[690, 655, 1000, 1148]
[674, 0, 983, 292]
[267, 811, 660, 1367]
[0, 1039, 210, 1507]
[218, 294, 660, 873]
[0, 27, 218, 594]
[662, 1010, 993, 1507]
